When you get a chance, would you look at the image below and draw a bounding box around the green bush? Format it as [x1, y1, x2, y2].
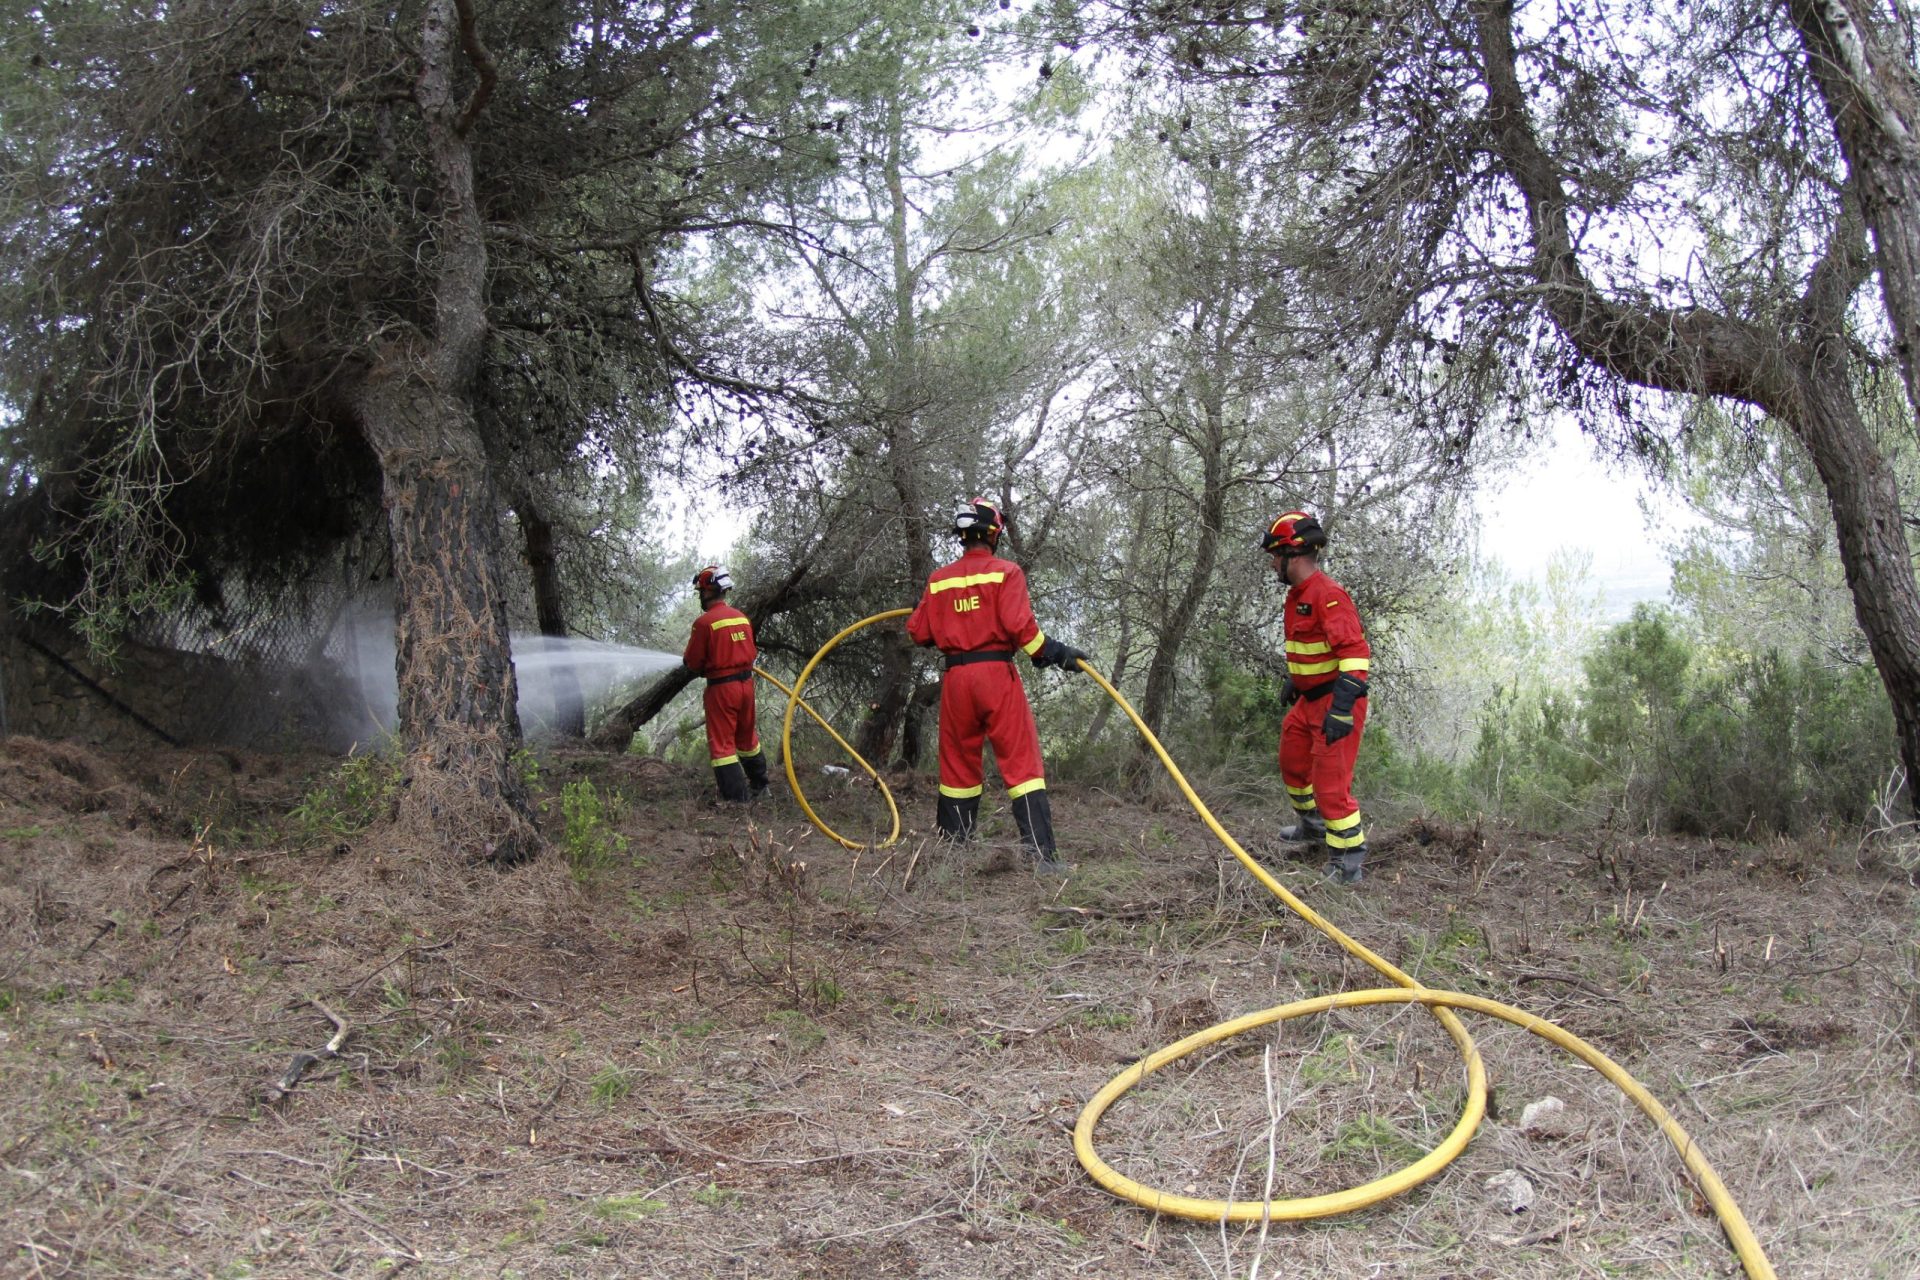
[287, 747, 402, 839]
[1450, 605, 1896, 837]
[553, 780, 630, 877]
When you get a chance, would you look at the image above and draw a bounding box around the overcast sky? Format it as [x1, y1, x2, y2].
[1473, 416, 1702, 618]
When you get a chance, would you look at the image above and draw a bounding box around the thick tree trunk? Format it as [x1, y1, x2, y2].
[358, 365, 537, 864]
[515, 495, 585, 738]
[897, 676, 941, 768]
[854, 635, 915, 765]
[1786, 368, 1920, 798]
[347, 0, 536, 864]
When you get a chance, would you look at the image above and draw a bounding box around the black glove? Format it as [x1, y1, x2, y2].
[1322, 672, 1367, 745]
[1033, 637, 1089, 672]
[1281, 676, 1300, 708]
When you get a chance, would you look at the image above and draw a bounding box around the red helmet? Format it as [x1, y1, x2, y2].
[1261, 510, 1326, 555]
[953, 498, 1005, 543]
[692, 565, 734, 594]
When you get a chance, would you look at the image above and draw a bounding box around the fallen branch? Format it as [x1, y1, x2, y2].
[260, 996, 351, 1104]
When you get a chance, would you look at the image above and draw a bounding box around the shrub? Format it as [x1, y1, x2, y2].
[553, 780, 630, 877]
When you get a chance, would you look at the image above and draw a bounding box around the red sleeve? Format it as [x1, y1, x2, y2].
[906, 583, 935, 647]
[997, 562, 1043, 654]
[683, 611, 707, 673]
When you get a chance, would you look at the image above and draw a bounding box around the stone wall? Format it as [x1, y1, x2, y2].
[0, 624, 355, 751]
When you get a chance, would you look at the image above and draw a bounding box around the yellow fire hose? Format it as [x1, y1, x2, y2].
[761, 607, 913, 851]
[770, 609, 1776, 1279]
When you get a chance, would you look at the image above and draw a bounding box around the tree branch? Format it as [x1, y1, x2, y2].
[451, 0, 497, 137]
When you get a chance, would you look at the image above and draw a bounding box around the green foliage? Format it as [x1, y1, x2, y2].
[287, 749, 401, 839]
[589, 1192, 663, 1221]
[692, 1182, 740, 1209]
[588, 1065, 635, 1107]
[1322, 1114, 1426, 1167]
[768, 1008, 826, 1051]
[1193, 639, 1290, 764]
[1460, 605, 1896, 836]
[550, 780, 630, 878]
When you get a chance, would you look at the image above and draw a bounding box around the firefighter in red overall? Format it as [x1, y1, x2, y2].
[683, 565, 769, 803]
[907, 500, 1087, 874]
[1263, 511, 1371, 884]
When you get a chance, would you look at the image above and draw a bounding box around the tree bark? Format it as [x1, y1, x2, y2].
[1476, 0, 1920, 798]
[1138, 400, 1228, 739]
[853, 92, 937, 764]
[351, 0, 537, 865]
[1788, 0, 1920, 427]
[357, 364, 536, 863]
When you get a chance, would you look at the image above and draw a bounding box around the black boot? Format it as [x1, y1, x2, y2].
[1012, 790, 1066, 876]
[712, 760, 750, 803]
[740, 747, 770, 800]
[936, 793, 979, 841]
[1279, 808, 1326, 844]
[1324, 844, 1366, 886]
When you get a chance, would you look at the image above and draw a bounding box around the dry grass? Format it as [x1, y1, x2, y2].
[1, 737, 1917, 1278]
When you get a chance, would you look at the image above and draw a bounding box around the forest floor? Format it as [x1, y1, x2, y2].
[1, 734, 1917, 1280]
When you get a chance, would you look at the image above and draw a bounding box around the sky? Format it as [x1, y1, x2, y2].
[1472, 416, 1703, 619]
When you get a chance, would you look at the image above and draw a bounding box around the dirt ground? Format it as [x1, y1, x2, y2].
[1, 735, 1917, 1280]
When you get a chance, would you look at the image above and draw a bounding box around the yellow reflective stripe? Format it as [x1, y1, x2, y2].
[1326, 827, 1367, 849]
[1286, 784, 1315, 799]
[1284, 639, 1332, 654]
[1007, 777, 1047, 799]
[738, 744, 762, 758]
[1337, 658, 1371, 673]
[1022, 630, 1047, 656]
[1324, 811, 1363, 832]
[711, 616, 750, 631]
[1289, 659, 1339, 675]
[939, 783, 984, 799]
[710, 754, 739, 767]
[929, 572, 1006, 594]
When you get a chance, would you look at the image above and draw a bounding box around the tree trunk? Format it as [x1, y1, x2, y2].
[1786, 366, 1920, 799]
[350, 0, 536, 864]
[854, 635, 916, 766]
[854, 92, 936, 762]
[357, 364, 537, 864]
[1788, 0, 1920, 427]
[1138, 405, 1228, 739]
[515, 495, 585, 738]
[897, 675, 941, 768]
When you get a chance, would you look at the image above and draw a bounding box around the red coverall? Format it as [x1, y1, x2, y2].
[683, 600, 763, 796]
[1279, 567, 1370, 854]
[906, 544, 1051, 805]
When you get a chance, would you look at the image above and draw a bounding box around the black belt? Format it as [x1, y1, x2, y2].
[944, 650, 1014, 670]
[705, 671, 752, 686]
[1296, 680, 1336, 701]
